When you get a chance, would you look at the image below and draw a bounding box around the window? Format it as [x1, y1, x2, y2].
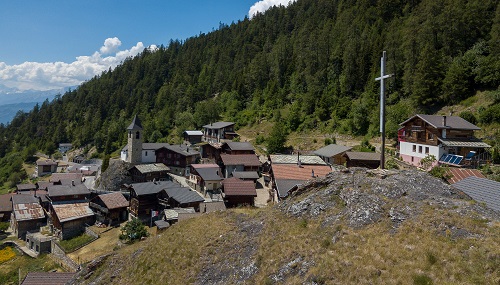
[427, 133, 434, 140]
[145, 151, 148, 156]
[418, 146, 422, 153]
[412, 145, 416, 152]
[425, 147, 429, 154]
[135, 131, 140, 139]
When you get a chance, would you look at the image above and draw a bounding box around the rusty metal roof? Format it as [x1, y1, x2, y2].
[52, 202, 94, 222]
[447, 168, 486, 184]
[13, 201, 45, 221]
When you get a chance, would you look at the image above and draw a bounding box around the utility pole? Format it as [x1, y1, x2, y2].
[375, 51, 393, 169]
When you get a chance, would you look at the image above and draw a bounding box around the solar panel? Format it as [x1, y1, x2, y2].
[444, 155, 454, 163]
[439, 154, 448, 162]
[454, 155, 464, 165]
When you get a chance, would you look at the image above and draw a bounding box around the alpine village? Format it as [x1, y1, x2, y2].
[1, 1, 500, 284]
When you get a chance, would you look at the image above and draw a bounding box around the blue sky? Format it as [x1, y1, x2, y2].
[0, 0, 295, 91]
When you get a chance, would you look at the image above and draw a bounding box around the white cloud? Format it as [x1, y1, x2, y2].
[100, 37, 122, 54]
[0, 37, 149, 91]
[249, 0, 296, 18]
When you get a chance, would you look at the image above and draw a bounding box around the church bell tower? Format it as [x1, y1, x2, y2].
[127, 115, 143, 165]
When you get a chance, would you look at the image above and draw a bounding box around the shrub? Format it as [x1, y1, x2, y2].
[120, 218, 149, 243]
[0, 222, 9, 232]
[255, 135, 265, 145]
[413, 274, 433, 285]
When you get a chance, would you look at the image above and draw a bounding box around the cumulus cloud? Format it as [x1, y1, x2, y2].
[100, 37, 122, 54]
[0, 37, 149, 91]
[249, 0, 296, 18]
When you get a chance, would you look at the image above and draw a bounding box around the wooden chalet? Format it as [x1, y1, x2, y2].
[124, 181, 170, 220]
[202, 121, 238, 142]
[155, 145, 200, 176]
[220, 154, 261, 178]
[47, 183, 90, 202]
[343, 152, 381, 169]
[16, 183, 36, 192]
[36, 160, 58, 177]
[129, 163, 170, 182]
[90, 192, 129, 226]
[221, 177, 257, 207]
[314, 144, 353, 165]
[50, 201, 95, 240]
[222, 141, 255, 155]
[0, 193, 14, 222]
[188, 164, 223, 194]
[183, 130, 203, 144]
[399, 114, 491, 168]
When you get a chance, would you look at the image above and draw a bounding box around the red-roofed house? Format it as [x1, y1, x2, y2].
[222, 177, 257, 207]
[271, 164, 331, 201]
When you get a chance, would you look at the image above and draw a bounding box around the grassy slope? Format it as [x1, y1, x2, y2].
[81, 201, 499, 284]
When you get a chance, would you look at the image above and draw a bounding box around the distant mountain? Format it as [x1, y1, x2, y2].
[0, 84, 75, 105]
[0, 102, 40, 124]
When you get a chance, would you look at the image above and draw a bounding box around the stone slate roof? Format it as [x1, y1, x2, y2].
[127, 180, 176, 196]
[0, 193, 14, 212]
[452, 176, 500, 213]
[400, 114, 480, 130]
[98, 192, 129, 209]
[36, 181, 54, 190]
[11, 194, 39, 205]
[142, 143, 170, 150]
[163, 144, 200, 156]
[154, 219, 170, 229]
[314, 144, 352, 158]
[232, 171, 260, 179]
[344, 152, 381, 161]
[132, 163, 170, 174]
[225, 141, 255, 151]
[438, 138, 491, 148]
[52, 202, 94, 222]
[50, 173, 84, 183]
[165, 187, 205, 204]
[446, 168, 486, 184]
[21, 272, 75, 285]
[275, 179, 304, 198]
[222, 177, 257, 196]
[195, 168, 223, 181]
[48, 184, 90, 197]
[202, 121, 235, 129]
[36, 159, 58, 166]
[270, 154, 327, 165]
[127, 115, 143, 130]
[16, 183, 36, 191]
[220, 154, 261, 166]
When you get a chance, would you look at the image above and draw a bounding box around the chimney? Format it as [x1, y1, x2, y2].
[71, 180, 75, 186]
[311, 169, 315, 177]
[442, 115, 447, 126]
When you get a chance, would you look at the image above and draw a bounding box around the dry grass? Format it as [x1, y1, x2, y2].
[82, 203, 499, 285]
[0, 249, 63, 285]
[68, 226, 123, 264]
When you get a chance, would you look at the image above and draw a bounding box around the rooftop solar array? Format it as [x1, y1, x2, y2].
[439, 154, 464, 165]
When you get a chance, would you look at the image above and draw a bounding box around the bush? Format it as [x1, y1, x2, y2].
[429, 165, 451, 180]
[255, 135, 265, 145]
[0, 222, 9, 232]
[120, 218, 148, 243]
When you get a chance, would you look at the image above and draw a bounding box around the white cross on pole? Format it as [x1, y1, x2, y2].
[375, 51, 393, 169]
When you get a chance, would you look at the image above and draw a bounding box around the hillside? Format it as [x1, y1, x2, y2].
[71, 168, 499, 285]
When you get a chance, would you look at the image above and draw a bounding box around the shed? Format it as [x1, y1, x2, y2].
[343, 152, 381, 169]
[51, 202, 95, 240]
[314, 144, 353, 165]
[90, 192, 129, 225]
[183, 130, 204, 144]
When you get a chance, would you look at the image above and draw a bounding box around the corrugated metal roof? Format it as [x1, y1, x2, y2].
[13, 202, 45, 221]
[52, 202, 94, 222]
[202, 121, 235, 129]
[314, 144, 352, 158]
[184, 130, 203, 136]
[98, 192, 129, 209]
[165, 187, 205, 204]
[438, 138, 491, 148]
[447, 168, 486, 184]
[21, 272, 75, 285]
[133, 163, 170, 174]
[220, 154, 261, 166]
[272, 164, 331, 180]
[452, 176, 500, 213]
[344, 152, 381, 161]
[222, 177, 257, 196]
[270, 154, 327, 165]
